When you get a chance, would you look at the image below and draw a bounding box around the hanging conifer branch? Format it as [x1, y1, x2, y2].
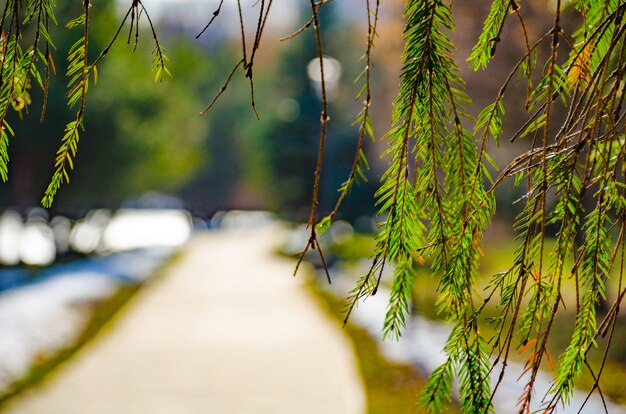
[198, 1, 276, 120]
[468, 1, 626, 412]
[41, 0, 170, 207]
[0, 0, 27, 182]
[319, 0, 379, 228]
[41, 0, 91, 208]
[294, 0, 333, 284]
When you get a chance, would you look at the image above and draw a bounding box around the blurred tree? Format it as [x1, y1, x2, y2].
[243, 4, 377, 220]
[3, 0, 207, 211]
[66, 37, 207, 210]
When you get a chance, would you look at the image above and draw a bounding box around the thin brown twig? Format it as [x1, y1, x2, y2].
[326, 0, 380, 222]
[199, 59, 244, 116]
[196, 0, 224, 39]
[294, 0, 332, 281]
[279, 0, 333, 41]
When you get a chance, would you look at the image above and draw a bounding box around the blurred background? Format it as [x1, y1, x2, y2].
[0, 0, 625, 413]
[0, 0, 572, 217]
[2, 0, 563, 220]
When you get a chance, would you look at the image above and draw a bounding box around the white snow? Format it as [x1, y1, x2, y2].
[0, 247, 176, 393]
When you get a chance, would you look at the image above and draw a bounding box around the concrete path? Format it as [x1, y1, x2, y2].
[2, 227, 366, 414]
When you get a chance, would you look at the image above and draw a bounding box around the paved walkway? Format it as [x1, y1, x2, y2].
[2, 227, 366, 414]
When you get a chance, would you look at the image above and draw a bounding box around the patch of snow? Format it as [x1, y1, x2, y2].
[0, 273, 117, 389]
[0, 246, 176, 394]
[328, 268, 626, 414]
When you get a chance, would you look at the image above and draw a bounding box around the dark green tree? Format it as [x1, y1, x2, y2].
[245, 4, 376, 220]
[1, 0, 206, 210]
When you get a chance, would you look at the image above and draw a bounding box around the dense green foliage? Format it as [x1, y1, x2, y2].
[1, 0, 626, 413]
[0, 0, 210, 209]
